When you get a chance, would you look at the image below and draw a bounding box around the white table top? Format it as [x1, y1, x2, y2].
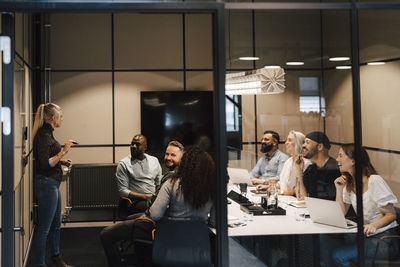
[226, 185, 357, 237]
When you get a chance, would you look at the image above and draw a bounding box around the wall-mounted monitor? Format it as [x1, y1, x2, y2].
[141, 91, 214, 155]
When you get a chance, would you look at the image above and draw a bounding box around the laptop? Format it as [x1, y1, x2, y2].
[227, 167, 253, 185]
[305, 197, 357, 229]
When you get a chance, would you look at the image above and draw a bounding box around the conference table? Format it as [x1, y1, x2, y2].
[225, 185, 357, 266]
[226, 184, 357, 236]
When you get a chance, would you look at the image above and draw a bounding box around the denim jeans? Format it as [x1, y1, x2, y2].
[331, 227, 399, 267]
[33, 175, 62, 266]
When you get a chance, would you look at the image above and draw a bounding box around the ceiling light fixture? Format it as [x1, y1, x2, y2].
[239, 57, 260, 61]
[367, 62, 385, 66]
[264, 65, 281, 69]
[329, 57, 350, 62]
[226, 67, 285, 95]
[286, 61, 304, 66]
[336, 65, 351, 70]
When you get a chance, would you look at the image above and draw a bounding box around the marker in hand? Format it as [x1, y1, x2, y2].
[72, 141, 79, 145]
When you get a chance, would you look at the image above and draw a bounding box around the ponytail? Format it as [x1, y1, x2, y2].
[32, 103, 61, 139]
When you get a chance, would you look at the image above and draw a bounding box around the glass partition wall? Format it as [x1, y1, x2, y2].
[1, 1, 400, 267]
[225, 3, 400, 267]
[38, 11, 216, 217]
[35, 8, 228, 266]
[1, 4, 228, 266]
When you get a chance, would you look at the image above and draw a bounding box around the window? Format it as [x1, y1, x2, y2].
[226, 95, 240, 131]
[299, 77, 325, 116]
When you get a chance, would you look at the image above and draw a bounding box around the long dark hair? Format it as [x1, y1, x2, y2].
[341, 143, 377, 193]
[171, 146, 215, 209]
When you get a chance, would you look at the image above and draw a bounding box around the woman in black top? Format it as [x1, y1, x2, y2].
[32, 103, 75, 267]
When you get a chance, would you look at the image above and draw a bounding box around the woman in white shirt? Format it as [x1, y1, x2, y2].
[256, 130, 312, 196]
[331, 144, 399, 266]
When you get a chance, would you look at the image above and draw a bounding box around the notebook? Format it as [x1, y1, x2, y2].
[288, 200, 307, 208]
[227, 167, 253, 185]
[305, 197, 357, 229]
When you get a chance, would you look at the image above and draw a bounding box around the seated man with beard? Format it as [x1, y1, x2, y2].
[294, 131, 340, 200]
[155, 140, 184, 196]
[251, 130, 289, 185]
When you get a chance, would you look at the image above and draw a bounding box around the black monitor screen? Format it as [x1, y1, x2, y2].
[141, 91, 214, 154]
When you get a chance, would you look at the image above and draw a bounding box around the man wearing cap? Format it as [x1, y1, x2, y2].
[250, 130, 289, 185]
[294, 131, 340, 200]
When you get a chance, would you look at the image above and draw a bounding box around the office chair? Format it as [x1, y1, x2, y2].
[371, 206, 400, 267]
[152, 217, 213, 267]
[118, 214, 156, 267]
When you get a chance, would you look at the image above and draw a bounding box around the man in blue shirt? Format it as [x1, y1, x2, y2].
[251, 130, 288, 185]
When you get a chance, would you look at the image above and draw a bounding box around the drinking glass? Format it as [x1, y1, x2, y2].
[239, 183, 248, 197]
[266, 184, 278, 210]
[296, 211, 306, 221]
[243, 211, 254, 222]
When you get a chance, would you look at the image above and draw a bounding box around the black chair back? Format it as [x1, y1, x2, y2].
[152, 218, 213, 267]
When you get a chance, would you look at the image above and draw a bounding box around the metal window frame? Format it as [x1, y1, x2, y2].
[0, 2, 227, 267]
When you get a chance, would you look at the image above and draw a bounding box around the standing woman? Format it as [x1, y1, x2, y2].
[32, 103, 75, 267]
[331, 144, 398, 266]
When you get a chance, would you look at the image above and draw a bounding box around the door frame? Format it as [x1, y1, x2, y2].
[0, 2, 227, 267]
[2, 12, 15, 267]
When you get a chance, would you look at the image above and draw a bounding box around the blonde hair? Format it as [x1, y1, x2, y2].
[32, 103, 61, 139]
[289, 130, 306, 155]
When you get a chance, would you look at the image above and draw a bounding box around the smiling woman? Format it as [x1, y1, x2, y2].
[327, 144, 399, 266]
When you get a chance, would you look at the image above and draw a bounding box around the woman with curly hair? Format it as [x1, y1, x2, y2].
[149, 145, 215, 221]
[100, 146, 215, 267]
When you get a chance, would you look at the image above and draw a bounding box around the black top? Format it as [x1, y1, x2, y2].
[33, 123, 63, 181]
[303, 157, 341, 200]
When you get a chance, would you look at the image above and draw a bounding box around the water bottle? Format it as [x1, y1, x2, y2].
[267, 184, 278, 210]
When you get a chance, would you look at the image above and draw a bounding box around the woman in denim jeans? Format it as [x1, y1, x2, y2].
[32, 103, 76, 267]
[329, 144, 399, 266]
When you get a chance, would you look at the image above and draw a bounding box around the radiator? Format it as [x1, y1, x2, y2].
[68, 163, 119, 208]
